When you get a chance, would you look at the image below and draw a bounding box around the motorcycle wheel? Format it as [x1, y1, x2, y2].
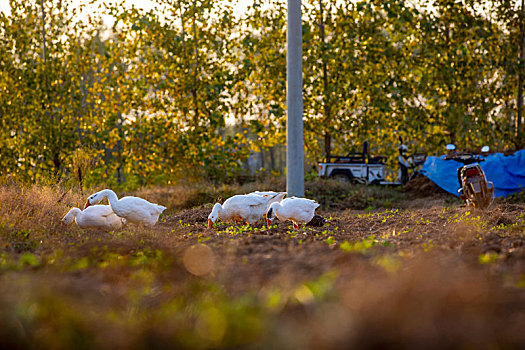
[465, 181, 491, 210]
[479, 182, 493, 209]
[471, 191, 485, 209]
[471, 188, 491, 210]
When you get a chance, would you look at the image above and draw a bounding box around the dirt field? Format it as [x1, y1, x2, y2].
[1, 180, 524, 349]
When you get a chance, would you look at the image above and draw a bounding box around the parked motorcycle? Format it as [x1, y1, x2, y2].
[443, 144, 494, 209]
[398, 136, 427, 184]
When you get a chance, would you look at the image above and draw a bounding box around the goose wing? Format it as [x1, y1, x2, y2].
[281, 197, 318, 221]
[222, 194, 269, 221]
[115, 196, 153, 216]
[225, 194, 268, 209]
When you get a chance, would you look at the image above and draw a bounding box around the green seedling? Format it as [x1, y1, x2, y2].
[478, 252, 498, 264]
[339, 236, 377, 253]
[325, 236, 336, 245]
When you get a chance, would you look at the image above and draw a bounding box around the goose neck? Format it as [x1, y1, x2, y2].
[101, 189, 119, 206]
[70, 208, 82, 217]
[213, 203, 223, 218]
[270, 202, 282, 211]
[268, 202, 281, 217]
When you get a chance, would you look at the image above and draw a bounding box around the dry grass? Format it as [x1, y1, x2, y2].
[0, 181, 524, 349]
[0, 184, 80, 231]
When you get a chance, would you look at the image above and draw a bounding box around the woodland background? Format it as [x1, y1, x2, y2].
[1, 0, 525, 189]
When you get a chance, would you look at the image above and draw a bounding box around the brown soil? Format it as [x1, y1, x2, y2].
[155, 201, 525, 347]
[162, 202, 525, 283]
[403, 173, 449, 196]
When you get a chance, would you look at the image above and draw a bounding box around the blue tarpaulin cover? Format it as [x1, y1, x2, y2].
[421, 150, 525, 197]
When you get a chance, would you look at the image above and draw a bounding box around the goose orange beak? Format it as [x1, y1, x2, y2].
[266, 219, 272, 227]
[208, 219, 213, 229]
[84, 200, 91, 209]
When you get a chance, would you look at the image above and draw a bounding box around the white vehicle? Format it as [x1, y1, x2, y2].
[318, 139, 426, 185]
[317, 141, 387, 184]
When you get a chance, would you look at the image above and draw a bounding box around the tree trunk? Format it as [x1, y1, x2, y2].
[40, 0, 46, 63]
[269, 146, 275, 172]
[53, 152, 61, 182]
[324, 133, 331, 162]
[77, 166, 83, 196]
[192, 0, 199, 123]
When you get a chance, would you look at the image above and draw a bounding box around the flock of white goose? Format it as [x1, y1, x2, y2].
[61, 189, 321, 231]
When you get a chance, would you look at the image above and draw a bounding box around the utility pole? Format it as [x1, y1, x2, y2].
[286, 0, 304, 197]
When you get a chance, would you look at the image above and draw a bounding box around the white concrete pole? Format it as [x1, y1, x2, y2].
[286, 0, 304, 197]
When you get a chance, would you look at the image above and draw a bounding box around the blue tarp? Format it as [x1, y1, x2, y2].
[421, 149, 525, 197]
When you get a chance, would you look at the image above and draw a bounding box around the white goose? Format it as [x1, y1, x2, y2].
[61, 205, 125, 231]
[84, 189, 167, 226]
[208, 192, 286, 228]
[265, 197, 320, 229]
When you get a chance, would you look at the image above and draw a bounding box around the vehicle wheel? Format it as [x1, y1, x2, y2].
[332, 173, 351, 183]
[479, 185, 493, 209]
[471, 192, 487, 209]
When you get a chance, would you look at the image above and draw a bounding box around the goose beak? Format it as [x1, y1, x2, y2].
[84, 200, 91, 209]
[207, 219, 213, 229]
[266, 218, 272, 227]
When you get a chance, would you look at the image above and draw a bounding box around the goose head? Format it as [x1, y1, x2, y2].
[61, 213, 74, 225]
[84, 191, 103, 209]
[208, 203, 222, 228]
[61, 208, 79, 225]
